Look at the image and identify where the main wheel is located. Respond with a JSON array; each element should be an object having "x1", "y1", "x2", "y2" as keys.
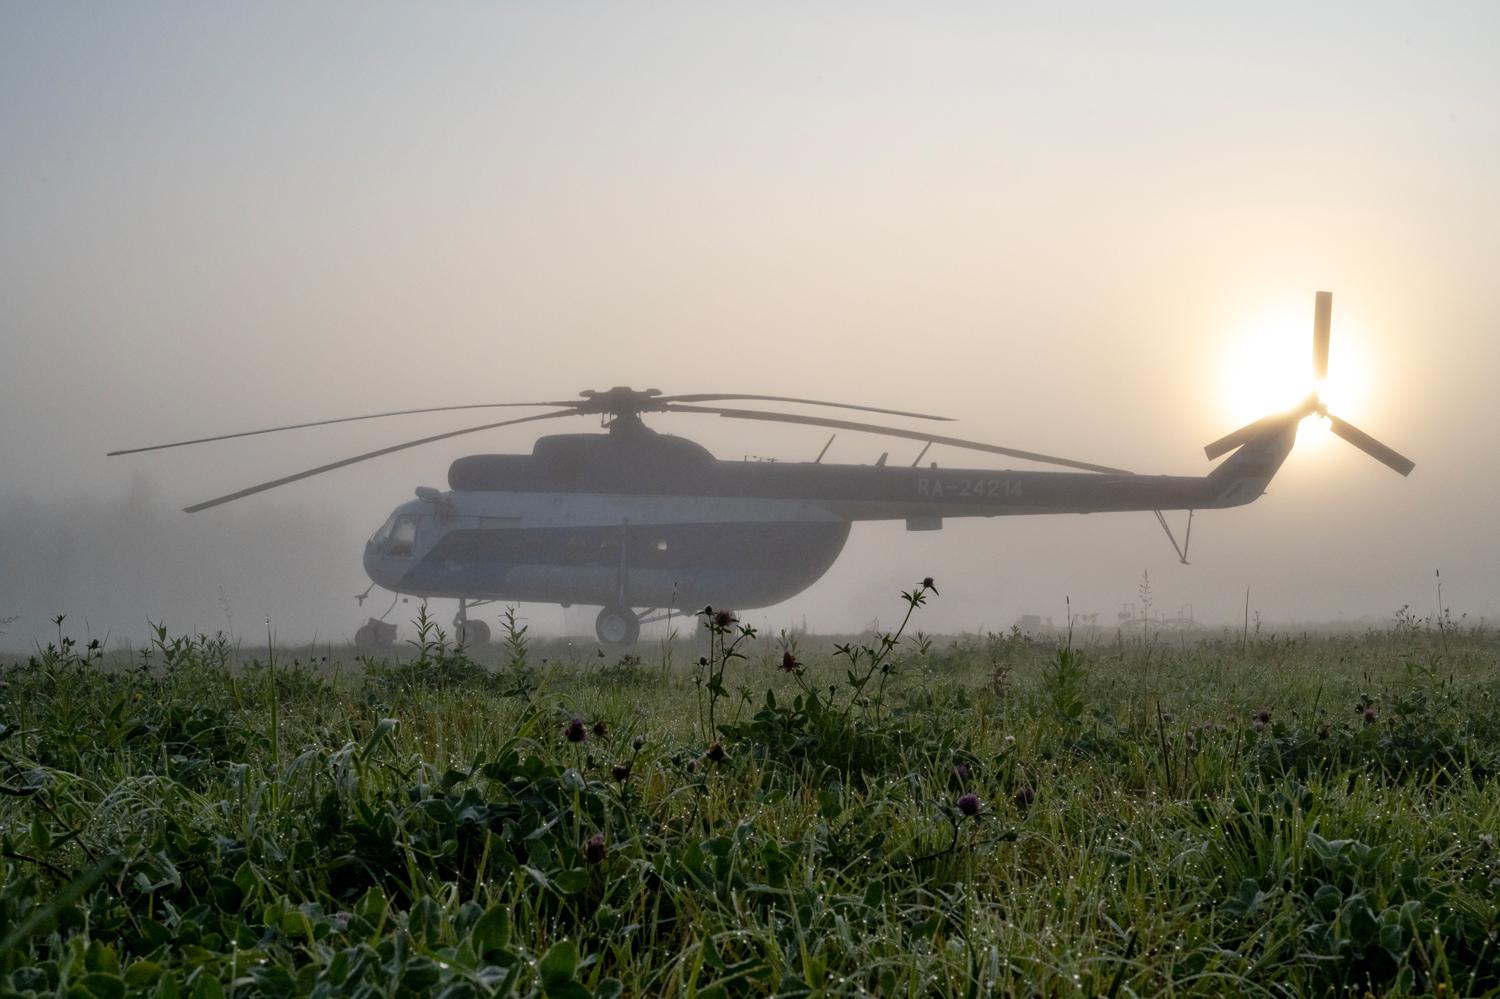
[
  {"x1": 354, "y1": 619, "x2": 395, "y2": 651},
  {"x1": 595, "y1": 605, "x2": 640, "y2": 646},
  {"x1": 455, "y1": 619, "x2": 490, "y2": 647}
]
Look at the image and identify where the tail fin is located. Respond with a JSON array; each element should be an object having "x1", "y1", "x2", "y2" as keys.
[{"x1": 1204, "y1": 417, "x2": 1299, "y2": 508}]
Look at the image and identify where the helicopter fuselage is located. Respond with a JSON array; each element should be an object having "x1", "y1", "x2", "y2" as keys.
[{"x1": 362, "y1": 425, "x2": 1293, "y2": 613}]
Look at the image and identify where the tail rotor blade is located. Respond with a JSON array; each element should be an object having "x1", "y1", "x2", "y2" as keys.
[
  {"x1": 1205, "y1": 396, "x2": 1319, "y2": 460},
  {"x1": 1326, "y1": 414, "x2": 1415, "y2": 476},
  {"x1": 1313, "y1": 290, "x2": 1332, "y2": 381}
]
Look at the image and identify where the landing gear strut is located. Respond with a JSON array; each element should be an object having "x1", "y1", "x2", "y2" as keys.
[{"x1": 595, "y1": 605, "x2": 641, "y2": 646}]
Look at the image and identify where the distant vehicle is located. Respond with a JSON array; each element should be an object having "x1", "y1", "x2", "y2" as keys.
[{"x1": 111, "y1": 292, "x2": 1411, "y2": 647}]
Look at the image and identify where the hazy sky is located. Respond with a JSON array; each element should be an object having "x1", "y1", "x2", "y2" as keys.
[{"x1": 3, "y1": 3, "x2": 1497, "y2": 644}]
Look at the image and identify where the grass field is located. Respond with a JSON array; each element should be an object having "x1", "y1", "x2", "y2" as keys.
[{"x1": 2, "y1": 587, "x2": 1498, "y2": 997}]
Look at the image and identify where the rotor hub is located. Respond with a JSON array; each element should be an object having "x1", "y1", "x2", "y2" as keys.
[{"x1": 576, "y1": 387, "x2": 665, "y2": 421}]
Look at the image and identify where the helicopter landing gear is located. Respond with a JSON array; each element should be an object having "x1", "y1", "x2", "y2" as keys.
[
  {"x1": 455, "y1": 619, "x2": 490, "y2": 646},
  {"x1": 595, "y1": 605, "x2": 640, "y2": 646},
  {"x1": 354, "y1": 618, "x2": 397, "y2": 652},
  {"x1": 453, "y1": 598, "x2": 491, "y2": 646}
]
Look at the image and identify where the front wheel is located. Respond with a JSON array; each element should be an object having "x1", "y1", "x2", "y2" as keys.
[
  {"x1": 455, "y1": 619, "x2": 490, "y2": 647},
  {"x1": 354, "y1": 619, "x2": 396, "y2": 652},
  {"x1": 595, "y1": 605, "x2": 640, "y2": 646}
]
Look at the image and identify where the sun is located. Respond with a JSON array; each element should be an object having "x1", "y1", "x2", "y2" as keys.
[{"x1": 1217, "y1": 300, "x2": 1372, "y2": 449}]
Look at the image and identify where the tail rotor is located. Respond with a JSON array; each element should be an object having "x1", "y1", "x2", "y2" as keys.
[{"x1": 1203, "y1": 292, "x2": 1414, "y2": 476}]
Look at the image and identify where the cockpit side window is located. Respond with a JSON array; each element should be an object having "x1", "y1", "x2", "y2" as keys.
[
  {"x1": 386, "y1": 515, "x2": 420, "y2": 559},
  {"x1": 369, "y1": 514, "x2": 399, "y2": 546}
]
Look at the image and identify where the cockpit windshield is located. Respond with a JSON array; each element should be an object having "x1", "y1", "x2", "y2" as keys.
[
  {"x1": 369, "y1": 513, "x2": 420, "y2": 558},
  {"x1": 369, "y1": 514, "x2": 399, "y2": 546},
  {"x1": 386, "y1": 515, "x2": 419, "y2": 559}
]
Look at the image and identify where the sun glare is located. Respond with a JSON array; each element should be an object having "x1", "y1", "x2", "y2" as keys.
[{"x1": 1218, "y1": 302, "x2": 1372, "y2": 450}]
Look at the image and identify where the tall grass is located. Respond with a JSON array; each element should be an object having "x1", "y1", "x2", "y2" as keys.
[{"x1": 2, "y1": 593, "x2": 1497, "y2": 996}]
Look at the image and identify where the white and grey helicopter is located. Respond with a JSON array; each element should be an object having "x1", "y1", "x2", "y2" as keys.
[{"x1": 111, "y1": 292, "x2": 1411, "y2": 647}]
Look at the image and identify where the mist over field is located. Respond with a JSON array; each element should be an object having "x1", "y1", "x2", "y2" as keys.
[{"x1": 3, "y1": 3, "x2": 1498, "y2": 646}]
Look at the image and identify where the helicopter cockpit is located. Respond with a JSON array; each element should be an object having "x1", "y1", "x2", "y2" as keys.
[{"x1": 366, "y1": 506, "x2": 429, "y2": 567}]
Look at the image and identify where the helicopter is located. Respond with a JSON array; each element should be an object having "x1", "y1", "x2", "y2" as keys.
[{"x1": 110, "y1": 292, "x2": 1412, "y2": 647}]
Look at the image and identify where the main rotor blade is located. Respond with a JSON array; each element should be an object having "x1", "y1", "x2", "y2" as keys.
[
  {"x1": 657, "y1": 394, "x2": 953, "y2": 421},
  {"x1": 1326, "y1": 414, "x2": 1415, "y2": 476},
  {"x1": 663, "y1": 404, "x2": 1131, "y2": 474},
  {"x1": 108, "y1": 401, "x2": 576, "y2": 456},
  {"x1": 1313, "y1": 290, "x2": 1332, "y2": 381},
  {"x1": 182, "y1": 409, "x2": 579, "y2": 512},
  {"x1": 1204, "y1": 396, "x2": 1320, "y2": 460}
]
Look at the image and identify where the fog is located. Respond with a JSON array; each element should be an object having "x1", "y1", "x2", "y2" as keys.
[{"x1": 3, "y1": 3, "x2": 1498, "y2": 647}]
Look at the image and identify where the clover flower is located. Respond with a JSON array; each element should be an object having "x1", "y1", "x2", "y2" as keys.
[
  {"x1": 956, "y1": 793, "x2": 982, "y2": 818},
  {"x1": 565, "y1": 717, "x2": 588, "y2": 743},
  {"x1": 585, "y1": 833, "x2": 607, "y2": 865}
]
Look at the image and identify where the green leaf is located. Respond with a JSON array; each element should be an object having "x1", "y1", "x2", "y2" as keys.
[
  {"x1": 232, "y1": 861, "x2": 257, "y2": 896},
  {"x1": 187, "y1": 969, "x2": 225, "y2": 999},
  {"x1": 355, "y1": 885, "x2": 387, "y2": 924},
  {"x1": 1312, "y1": 884, "x2": 1342, "y2": 917},
  {"x1": 545, "y1": 985, "x2": 591, "y2": 999},
  {"x1": 361, "y1": 717, "x2": 399, "y2": 761},
  {"x1": 125, "y1": 962, "x2": 164, "y2": 988},
  {"x1": 471, "y1": 903, "x2": 512, "y2": 957},
  {"x1": 151, "y1": 970, "x2": 181, "y2": 999},
  {"x1": 553, "y1": 869, "x2": 590, "y2": 895},
  {"x1": 77, "y1": 973, "x2": 125, "y2": 999},
  {"x1": 538, "y1": 940, "x2": 579, "y2": 987}
]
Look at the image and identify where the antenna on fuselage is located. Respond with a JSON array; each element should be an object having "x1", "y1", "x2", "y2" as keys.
[{"x1": 814, "y1": 434, "x2": 836, "y2": 463}]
